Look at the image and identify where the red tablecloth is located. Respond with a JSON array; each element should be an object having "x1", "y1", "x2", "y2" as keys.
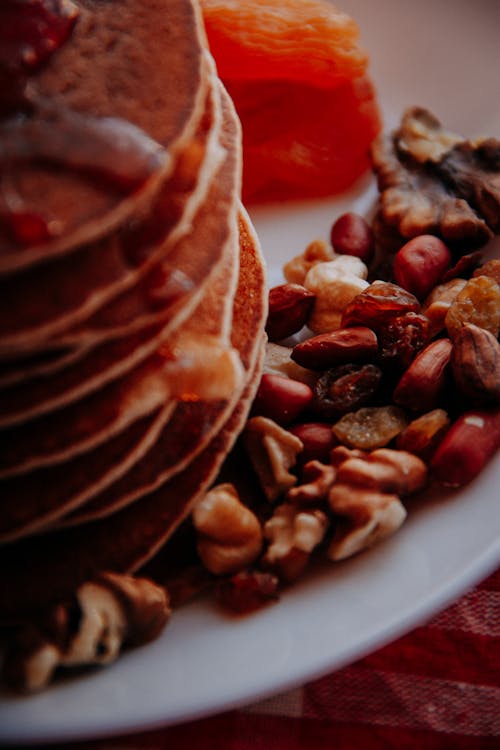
[{"x1": 33, "y1": 567, "x2": 499, "y2": 750}]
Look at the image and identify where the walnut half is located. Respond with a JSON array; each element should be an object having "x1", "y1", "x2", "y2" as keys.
[
  {"x1": 2, "y1": 572, "x2": 170, "y2": 692},
  {"x1": 371, "y1": 107, "x2": 496, "y2": 249}
]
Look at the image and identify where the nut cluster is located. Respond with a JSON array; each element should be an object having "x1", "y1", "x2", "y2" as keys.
[{"x1": 199, "y1": 207, "x2": 499, "y2": 615}]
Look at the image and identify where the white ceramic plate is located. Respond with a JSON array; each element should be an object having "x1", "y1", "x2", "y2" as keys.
[{"x1": 1, "y1": 0, "x2": 499, "y2": 744}]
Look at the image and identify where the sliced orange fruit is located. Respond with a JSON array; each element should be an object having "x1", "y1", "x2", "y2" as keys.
[
  {"x1": 201, "y1": 0, "x2": 368, "y2": 88},
  {"x1": 201, "y1": 0, "x2": 381, "y2": 202}
]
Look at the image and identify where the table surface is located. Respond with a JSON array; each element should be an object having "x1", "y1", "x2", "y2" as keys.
[{"x1": 22, "y1": 567, "x2": 499, "y2": 750}]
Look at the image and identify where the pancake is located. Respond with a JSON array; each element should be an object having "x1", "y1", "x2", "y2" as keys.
[
  {"x1": 0, "y1": 0, "x2": 210, "y2": 275},
  {"x1": 0, "y1": 80, "x2": 240, "y2": 427},
  {"x1": 0, "y1": 82, "x2": 222, "y2": 357},
  {"x1": 0, "y1": 216, "x2": 241, "y2": 535},
  {"x1": 0, "y1": 207, "x2": 267, "y2": 620},
  {"x1": 61, "y1": 198, "x2": 266, "y2": 527}
]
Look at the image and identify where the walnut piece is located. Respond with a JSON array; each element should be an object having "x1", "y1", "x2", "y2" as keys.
[
  {"x1": 336, "y1": 448, "x2": 428, "y2": 496},
  {"x1": 263, "y1": 502, "x2": 329, "y2": 581},
  {"x1": 244, "y1": 416, "x2": 303, "y2": 502},
  {"x1": 287, "y1": 459, "x2": 336, "y2": 504},
  {"x1": 326, "y1": 447, "x2": 427, "y2": 560},
  {"x1": 371, "y1": 107, "x2": 495, "y2": 249},
  {"x1": 328, "y1": 484, "x2": 407, "y2": 561},
  {"x1": 192, "y1": 483, "x2": 263, "y2": 575},
  {"x1": 3, "y1": 572, "x2": 170, "y2": 692}
]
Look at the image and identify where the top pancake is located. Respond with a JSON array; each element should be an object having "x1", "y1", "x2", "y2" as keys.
[{"x1": 0, "y1": 0, "x2": 210, "y2": 275}]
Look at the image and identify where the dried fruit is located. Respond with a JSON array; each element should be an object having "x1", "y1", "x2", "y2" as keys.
[
  {"x1": 215, "y1": 571, "x2": 279, "y2": 614},
  {"x1": 330, "y1": 212, "x2": 374, "y2": 264},
  {"x1": 266, "y1": 283, "x2": 316, "y2": 341},
  {"x1": 451, "y1": 324, "x2": 500, "y2": 405},
  {"x1": 431, "y1": 408, "x2": 500, "y2": 486},
  {"x1": 396, "y1": 409, "x2": 450, "y2": 460},
  {"x1": 473, "y1": 259, "x2": 500, "y2": 285},
  {"x1": 445, "y1": 275, "x2": 500, "y2": 340},
  {"x1": 332, "y1": 405, "x2": 408, "y2": 450},
  {"x1": 377, "y1": 312, "x2": 429, "y2": 370},
  {"x1": 341, "y1": 281, "x2": 420, "y2": 331},
  {"x1": 252, "y1": 374, "x2": 313, "y2": 426},
  {"x1": 422, "y1": 278, "x2": 467, "y2": 337},
  {"x1": 312, "y1": 363, "x2": 382, "y2": 419},
  {"x1": 392, "y1": 235, "x2": 452, "y2": 299},
  {"x1": 291, "y1": 327, "x2": 378, "y2": 370},
  {"x1": 393, "y1": 338, "x2": 453, "y2": 412}
]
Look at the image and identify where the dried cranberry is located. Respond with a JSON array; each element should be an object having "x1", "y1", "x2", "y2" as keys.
[
  {"x1": 215, "y1": 571, "x2": 279, "y2": 614},
  {"x1": 312, "y1": 363, "x2": 383, "y2": 419}
]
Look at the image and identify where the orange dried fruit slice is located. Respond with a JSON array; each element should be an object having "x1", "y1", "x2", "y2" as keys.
[
  {"x1": 228, "y1": 76, "x2": 380, "y2": 201},
  {"x1": 201, "y1": 0, "x2": 381, "y2": 202},
  {"x1": 201, "y1": 0, "x2": 368, "y2": 88}
]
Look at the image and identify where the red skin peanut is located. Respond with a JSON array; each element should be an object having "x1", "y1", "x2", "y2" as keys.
[
  {"x1": 252, "y1": 374, "x2": 313, "y2": 426},
  {"x1": 393, "y1": 338, "x2": 453, "y2": 411},
  {"x1": 393, "y1": 235, "x2": 452, "y2": 300},
  {"x1": 330, "y1": 212, "x2": 374, "y2": 265},
  {"x1": 291, "y1": 327, "x2": 378, "y2": 370},
  {"x1": 288, "y1": 422, "x2": 337, "y2": 463},
  {"x1": 265, "y1": 283, "x2": 315, "y2": 341},
  {"x1": 431, "y1": 408, "x2": 500, "y2": 486}
]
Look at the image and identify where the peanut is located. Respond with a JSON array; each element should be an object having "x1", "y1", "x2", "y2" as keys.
[
  {"x1": 393, "y1": 338, "x2": 453, "y2": 411},
  {"x1": 291, "y1": 327, "x2": 378, "y2": 370},
  {"x1": 266, "y1": 283, "x2": 315, "y2": 342},
  {"x1": 252, "y1": 374, "x2": 313, "y2": 426},
  {"x1": 330, "y1": 212, "x2": 374, "y2": 265},
  {"x1": 431, "y1": 408, "x2": 500, "y2": 486},
  {"x1": 393, "y1": 235, "x2": 452, "y2": 299}
]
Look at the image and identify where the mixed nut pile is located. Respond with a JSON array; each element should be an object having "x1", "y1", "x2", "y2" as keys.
[{"x1": 189, "y1": 108, "x2": 500, "y2": 614}]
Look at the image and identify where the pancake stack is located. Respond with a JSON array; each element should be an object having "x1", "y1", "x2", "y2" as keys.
[{"x1": 0, "y1": 0, "x2": 267, "y2": 622}]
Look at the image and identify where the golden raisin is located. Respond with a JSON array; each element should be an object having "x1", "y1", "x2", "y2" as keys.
[
  {"x1": 445, "y1": 275, "x2": 500, "y2": 340},
  {"x1": 396, "y1": 409, "x2": 450, "y2": 460},
  {"x1": 473, "y1": 259, "x2": 500, "y2": 285},
  {"x1": 332, "y1": 406, "x2": 408, "y2": 450}
]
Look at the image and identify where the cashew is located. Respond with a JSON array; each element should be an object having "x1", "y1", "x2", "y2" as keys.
[
  {"x1": 283, "y1": 238, "x2": 335, "y2": 285},
  {"x1": 304, "y1": 258, "x2": 369, "y2": 333}
]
